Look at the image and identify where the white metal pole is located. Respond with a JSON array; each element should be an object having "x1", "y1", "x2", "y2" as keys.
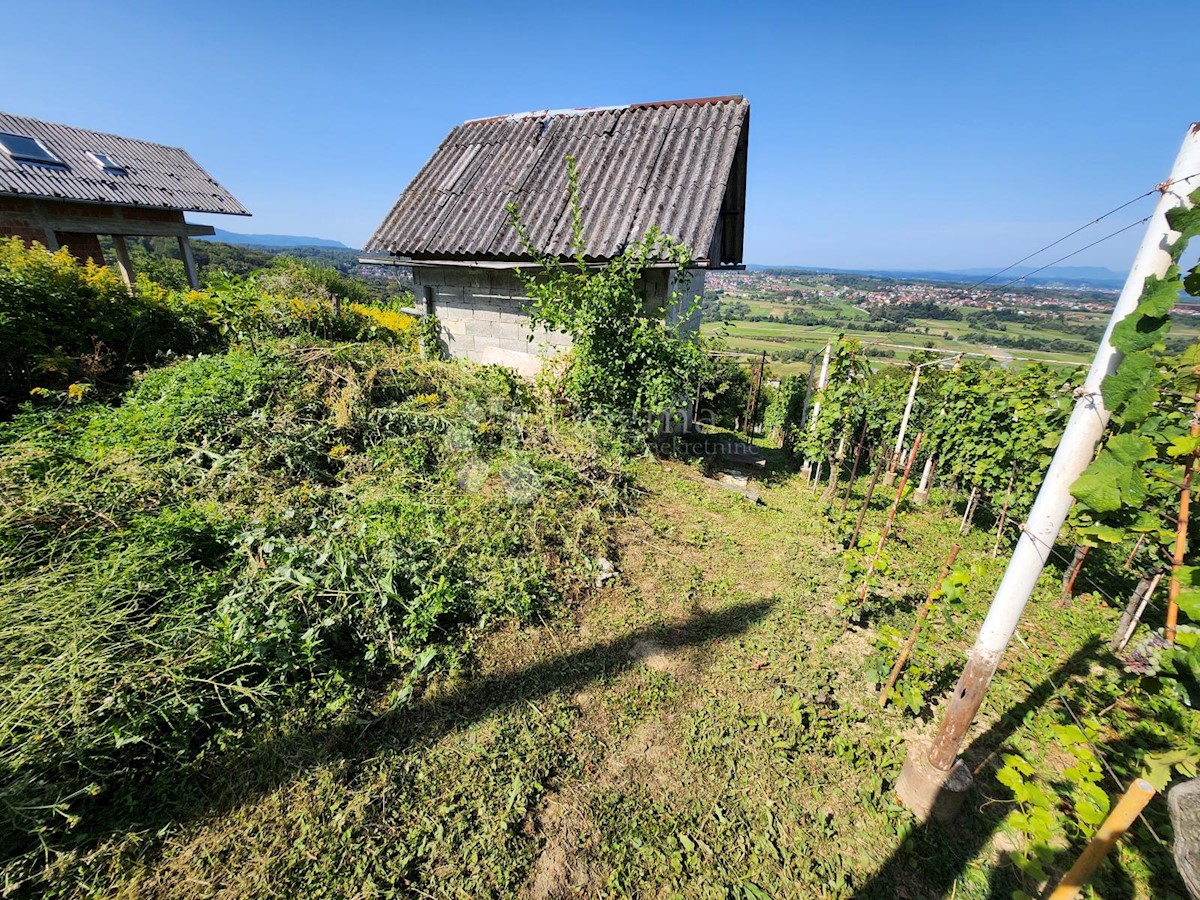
[
  {"x1": 818, "y1": 342, "x2": 831, "y2": 390},
  {"x1": 893, "y1": 366, "x2": 921, "y2": 464},
  {"x1": 917, "y1": 455, "x2": 934, "y2": 493},
  {"x1": 921, "y1": 122, "x2": 1200, "y2": 774},
  {"x1": 808, "y1": 342, "x2": 832, "y2": 431}
]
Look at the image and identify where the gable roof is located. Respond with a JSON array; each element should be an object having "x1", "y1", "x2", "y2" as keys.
[
  {"x1": 365, "y1": 96, "x2": 748, "y2": 266},
  {"x1": 0, "y1": 111, "x2": 249, "y2": 216}
]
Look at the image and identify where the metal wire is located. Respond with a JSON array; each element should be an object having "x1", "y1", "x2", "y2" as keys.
[
  {"x1": 994, "y1": 217, "x2": 1152, "y2": 292},
  {"x1": 968, "y1": 169, "x2": 1200, "y2": 291}
]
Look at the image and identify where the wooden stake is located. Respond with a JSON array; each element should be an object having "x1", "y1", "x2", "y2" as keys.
[
  {"x1": 1113, "y1": 571, "x2": 1162, "y2": 653},
  {"x1": 846, "y1": 446, "x2": 888, "y2": 550},
  {"x1": 991, "y1": 459, "x2": 1018, "y2": 557},
  {"x1": 880, "y1": 544, "x2": 961, "y2": 707},
  {"x1": 1123, "y1": 533, "x2": 1146, "y2": 570},
  {"x1": 1056, "y1": 545, "x2": 1091, "y2": 608},
  {"x1": 1166, "y1": 395, "x2": 1200, "y2": 646},
  {"x1": 856, "y1": 433, "x2": 923, "y2": 603},
  {"x1": 1048, "y1": 779, "x2": 1156, "y2": 900},
  {"x1": 840, "y1": 420, "x2": 869, "y2": 515}
]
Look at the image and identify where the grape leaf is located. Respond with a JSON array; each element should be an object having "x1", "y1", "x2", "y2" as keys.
[
  {"x1": 1111, "y1": 311, "x2": 1171, "y2": 353},
  {"x1": 1135, "y1": 273, "x2": 1183, "y2": 317},
  {"x1": 1168, "y1": 435, "x2": 1200, "y2": 458},
  {"x1": 1101, "y1": 352, "x2": 1160, "y2": 422},
  {"x1": 1071, "y1": 434, "x2": 1154, "y2": 513}
]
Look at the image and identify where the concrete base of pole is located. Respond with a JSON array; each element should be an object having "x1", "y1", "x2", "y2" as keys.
[
  {"x1": 913, "y1": 488, "x2": 930, "y2": 506},
  {"x1": 896, "y1": 741, "x2": 972, "y2": 822},
  {"x1": 882, "y1": 471, "x2": 897, "y2": 487}
]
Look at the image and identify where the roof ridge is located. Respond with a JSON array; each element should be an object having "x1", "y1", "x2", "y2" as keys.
[{"x1": 463, "y1": 95, "x2": 743, "y2": 125}]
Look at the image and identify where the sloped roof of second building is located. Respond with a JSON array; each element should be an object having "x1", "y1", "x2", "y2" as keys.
[{"x1": 0, "y1": 111, "x2": 249, "y2": 215}]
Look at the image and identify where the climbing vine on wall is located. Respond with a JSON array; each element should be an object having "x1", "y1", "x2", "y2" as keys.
[{"x1": 507, "y1": 156, "x2": 702, "y2": 426}]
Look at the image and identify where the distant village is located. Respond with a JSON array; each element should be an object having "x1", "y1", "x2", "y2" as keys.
[{"x1": 707, "y1": 269, "x2": 1200, "y2": 319}]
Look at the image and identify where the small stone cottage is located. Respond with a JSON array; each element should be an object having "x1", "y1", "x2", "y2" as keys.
[
  {"x1": 0, "y1": 111, "x2": 249, "y2": 288},
  {"x1": 362, "y1": 96, "x2": 749, "y2": 375}
]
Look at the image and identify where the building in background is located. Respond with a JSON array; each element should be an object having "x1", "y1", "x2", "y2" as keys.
[
  {"x1": 0, "y1": 111, "x2": 249, "y2": 288},
  {"x1": 362, "y1": 96, "x2": 749, "y2": 375}
]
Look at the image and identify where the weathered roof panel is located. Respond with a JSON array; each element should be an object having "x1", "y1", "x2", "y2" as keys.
[
  {"x1": 366, "y1": 96, "x2": 748, "y2": 264},
  {"x1": 0, "y1": 111, "x2": 249, "y2": 215}
]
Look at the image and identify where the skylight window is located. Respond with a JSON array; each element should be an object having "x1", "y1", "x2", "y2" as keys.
[
  {"x1": 0, "y1": 132, "x2": 64, "y2": 167},
  {"x1": 87, "y1": 151, "x2": 127, "y2": 175}
]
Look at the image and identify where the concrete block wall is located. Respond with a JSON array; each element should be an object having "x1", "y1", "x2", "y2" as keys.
[
  {"x1": 414, "y1": 266, "x2": 571, "y2": 377},
  {"x1": 413, "y1": 264, "x2": 706, "y2": 377}
]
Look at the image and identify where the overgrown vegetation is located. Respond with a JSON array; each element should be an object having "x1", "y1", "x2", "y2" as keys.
[{"x1": 0, "y1": 241, "x2": 626, "y2": 895}]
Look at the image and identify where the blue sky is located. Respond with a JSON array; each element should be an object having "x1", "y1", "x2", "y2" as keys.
[{"x1": 1, "y1": 0, "x2": 1190, "y2": 271}]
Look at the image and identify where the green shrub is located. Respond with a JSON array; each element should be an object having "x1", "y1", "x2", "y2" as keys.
[{"x1": 0, "y1": 238, "x2": 215, "y2": 411}]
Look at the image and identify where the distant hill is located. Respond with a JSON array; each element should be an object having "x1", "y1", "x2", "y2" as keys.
[
  {"x1": 746, "y1": 264, "x2": 1126, "y2": 290},
  {"x1": 197, "y1": 228, "x2": 352, "y2": 249}
]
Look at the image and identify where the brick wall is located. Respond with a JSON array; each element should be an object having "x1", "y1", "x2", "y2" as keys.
[{"x1": 55, "y1": 232, "x2": 106, "y2": 265}]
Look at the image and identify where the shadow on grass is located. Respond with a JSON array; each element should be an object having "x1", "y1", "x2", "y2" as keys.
[
  {"x1": 851, "y1": 638, "x2": 1104, "y2": 900},
  {"x1": 60, "y1": 599, "x2": 775, "y2": 863}
]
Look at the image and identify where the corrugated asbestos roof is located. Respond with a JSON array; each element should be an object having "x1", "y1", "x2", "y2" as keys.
[
  {"x1": 365, "y1": 96, "x2": 748, "y2": 264},
  {"x1": 0, "y1": 111, "x2": 249, "y2": 215}
]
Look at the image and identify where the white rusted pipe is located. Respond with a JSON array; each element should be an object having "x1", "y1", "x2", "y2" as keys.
[
  {"x1": 893, "y1": 366, "x2": 921, "y2": 464},
  {"x1": 808, "y1": 342, "x2": 833, "y2": 431},
  {"x1": 917, "y1": 455, "x2": 934, "y2": 493},
  {"x1": 922, "y1": 122, "x2": 1200, "y2": 773}
]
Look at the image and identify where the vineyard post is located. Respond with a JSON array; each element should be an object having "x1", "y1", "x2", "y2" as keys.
[
  {"x1": 807, "y1": 342, "x2": 832, "y2": 430},
  {"x1": 884, "y1": 365, "x2": 922, "y2": 486},
  {"x1": 913, "y1": 454, "x2": 935, "y2": 506},
  {"x1": 886, "y1": 358, "x2": 947, "y2": 486},
  {"x1": 896, "y1": 122, "x2": 1200, "y2": 823}
]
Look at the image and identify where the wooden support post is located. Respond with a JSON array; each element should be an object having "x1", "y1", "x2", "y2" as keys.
[
  {"x1": 178, "y1": 234, "x2": 200, "y2": 290},
  {"x1": 840, "y1": 420, "x2": 869, "y2": 514},
  {"x1": 856, "y1": 433, "x2": 923, "y2": 604},
  {"x1": 1056, "y1": 545, "x2": 1091, "y2": 608},
  {"x1": 846, "y1": 446, "x2": 888, "y2": 551},
  {"x1": 1113, "y1": 571, "x2": 1162, "y2": 652},
  {"x1": 111, "y1": 234, "x2": 134, "y2": 288},
  {"x1": 1166, "y1": 394, "x2": 1200, "y2": 646},
  {"x1": 880, "y1": 544, "x2": 961, "y2": 707},
  {"x1": 1048, "y1": 779, "x2": 1156, "y2": 900}
]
